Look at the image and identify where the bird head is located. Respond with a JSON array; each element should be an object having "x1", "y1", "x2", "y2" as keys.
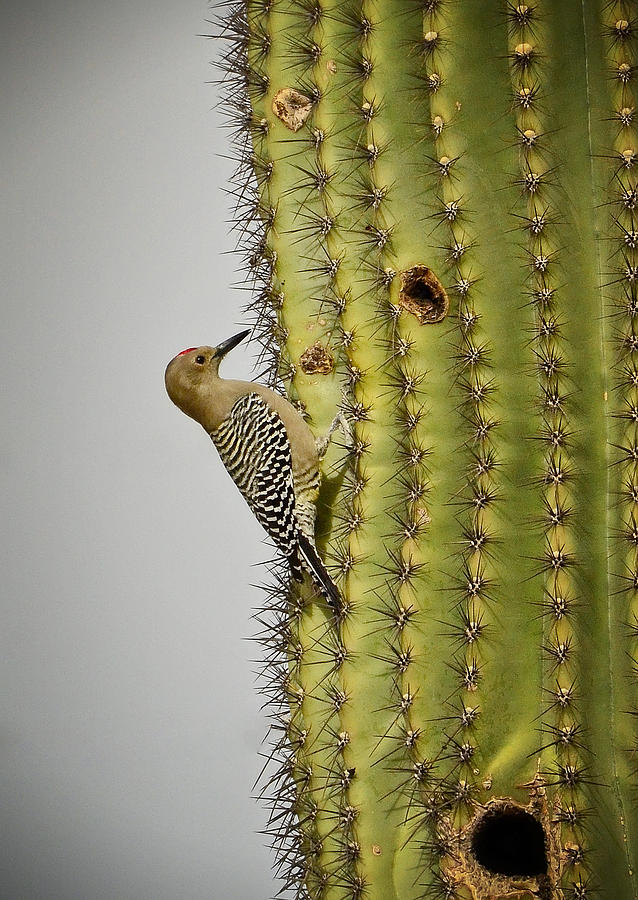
[{"x1": 165, "y1": 329, "x2": 250, "y2": 422}]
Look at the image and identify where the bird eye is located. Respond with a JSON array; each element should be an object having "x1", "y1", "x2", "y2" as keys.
[{"x1": 195, "y1": 355, "x2": 206, "y2": 365}]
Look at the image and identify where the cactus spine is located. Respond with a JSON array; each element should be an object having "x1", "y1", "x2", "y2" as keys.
[{"x1": 214, "y1": 0, "x2": 638, "y2": 896}]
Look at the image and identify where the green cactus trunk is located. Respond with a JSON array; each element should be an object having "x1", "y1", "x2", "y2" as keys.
[{"x1": 215, "y1": 0, "x2": 638, "y2": 896}]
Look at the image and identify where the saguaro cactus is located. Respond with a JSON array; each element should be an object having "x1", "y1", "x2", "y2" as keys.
[{"x1": 213, "y1": 0, "x2": 638, "y2": 896}]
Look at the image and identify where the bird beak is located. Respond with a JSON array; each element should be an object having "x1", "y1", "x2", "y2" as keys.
[{"x1": 214, "y1": 329, "x2": 251, "y2": 360}]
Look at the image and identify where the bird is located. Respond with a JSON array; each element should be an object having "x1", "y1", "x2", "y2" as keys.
[{"x1": 165, "y1": 329, "x2": 341, "y2": 611}]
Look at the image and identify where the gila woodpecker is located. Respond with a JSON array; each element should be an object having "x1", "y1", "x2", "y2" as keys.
[{"x1": 165, "y1": 330, "x2": 341, "y2": 611}]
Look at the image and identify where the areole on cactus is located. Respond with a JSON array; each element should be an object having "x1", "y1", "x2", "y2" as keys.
[{"x1": 211, "y1": 0, "x2": 638, "y2": 896}]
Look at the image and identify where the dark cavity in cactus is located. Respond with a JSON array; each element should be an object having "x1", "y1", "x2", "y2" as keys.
[{"x1": 209, "y1": 0, "x2": 638, "y2": 897}]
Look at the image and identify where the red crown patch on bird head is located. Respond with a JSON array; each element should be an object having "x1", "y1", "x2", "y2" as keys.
[{"x1": 178, "y1": 347, "x2": 198, "y2": 356}]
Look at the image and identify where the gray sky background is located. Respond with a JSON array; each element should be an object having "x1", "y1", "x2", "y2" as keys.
[{"x1": 2, "y1": 2, "x2": 280, "y2": 897}]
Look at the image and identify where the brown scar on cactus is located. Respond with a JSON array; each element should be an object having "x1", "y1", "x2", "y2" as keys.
[
  {"x1": 299, "y1": 342, "x2": 334, "y2": 375},
  {"x1": 399, "y1": 265, "x2": 449, "y2": 324},
  {"x1": 272, "y1": 88, "x2": 313, "y2": 132}
]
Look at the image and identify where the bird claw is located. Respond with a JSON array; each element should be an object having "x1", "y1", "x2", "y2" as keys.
[{"x1": 316, "y1": 411, "x2": 354, "y2": 458}]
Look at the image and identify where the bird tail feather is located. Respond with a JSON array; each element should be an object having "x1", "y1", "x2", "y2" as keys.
[{"x1": 296, "y1": 534, "x2": 341, "y2": 613}]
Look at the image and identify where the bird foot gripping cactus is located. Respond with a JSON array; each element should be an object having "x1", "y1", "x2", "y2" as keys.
[
  {"x1": 168, "y1": 0, "x2": 638, "y2": 897},
  {"x1": 315, "y1": 412, "x2": 353, "y2": 459}
]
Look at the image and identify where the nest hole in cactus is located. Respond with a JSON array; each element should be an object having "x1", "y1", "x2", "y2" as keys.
[
  {"x1": 470, "y1": 803, "x2": 548, "y2": 877},
  {"x1": 398, "y1": 265, "x2": 449, "y2": 323}
]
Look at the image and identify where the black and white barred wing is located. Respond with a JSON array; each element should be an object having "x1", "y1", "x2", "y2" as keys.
[{"x1": 210, "y1": 393, "x2": 299, "y2": 563}]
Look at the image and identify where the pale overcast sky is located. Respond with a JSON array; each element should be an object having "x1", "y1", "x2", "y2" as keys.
[{"x1": 2, "y1": 2, "x2": 279, "y2": 897}]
